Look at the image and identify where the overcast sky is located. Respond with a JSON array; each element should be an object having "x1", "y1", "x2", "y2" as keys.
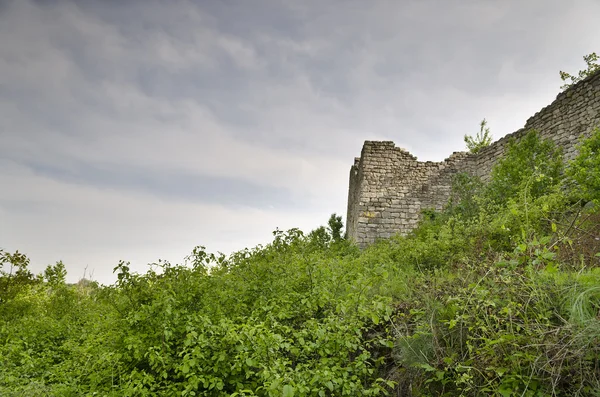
[{"x1": 1, "y1": 0, "x2": 599, "y2": 284}]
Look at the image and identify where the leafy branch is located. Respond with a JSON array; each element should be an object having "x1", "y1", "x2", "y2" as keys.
[
  {"x1": 560, "y1": 52, "x2": 599, "y2": 90},
  {"x1": 464, "y1": 118, "x2": 493, "y2": 154}
]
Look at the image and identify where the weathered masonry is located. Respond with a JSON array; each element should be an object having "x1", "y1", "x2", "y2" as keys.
[{"x1": 346, "y1": 72, "x2": 600, "y2": 248}]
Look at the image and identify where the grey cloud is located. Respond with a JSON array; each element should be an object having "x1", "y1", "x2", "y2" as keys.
[
  {"x1": 23, "y1": 161, "x2": 299, "y2": 209},
  {"x1": 0, "y1": 163, "x2": 330, "y2": 284},
  {"x1": 2, "y1": 0, "x2": 600, "y2": 283}
]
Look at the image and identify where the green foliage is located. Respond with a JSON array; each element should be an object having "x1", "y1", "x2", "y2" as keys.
[
  {"x1": 44, "y1": 261, "x2": 67, "y2": 286},
  {"x1": 560, "y1": 52, "x2": 600, "y2": 90},
  {"x1": 487, "y1": 130, "x2": 564, "y2": 205},
  {"x1": 464, "y1": 118, "x2": 493, "y2": 154},
  {"x1": 567, "y1": 128, "x2": 600, "y2": 205},
  {"x1": 327, "y1": 213, "x2": 344, "y2": 242},
  {"x1": 2, "y1": 131, "x2": 600, "y2": 395},
  {"x1": 0, "y1": 249, "x2": 38, "y2": 303},
  {"x1": 446, "y1": 172, "x2": 485, "y2": 219}
]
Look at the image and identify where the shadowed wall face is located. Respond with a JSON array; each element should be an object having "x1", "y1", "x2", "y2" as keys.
[{"x1": 347, "y1": 72, "x2": 600, "y2": 248}]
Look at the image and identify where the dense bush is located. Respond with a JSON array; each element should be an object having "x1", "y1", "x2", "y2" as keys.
[{"x1": 1, "y1": 129, "x2": 600, "y2": 396}]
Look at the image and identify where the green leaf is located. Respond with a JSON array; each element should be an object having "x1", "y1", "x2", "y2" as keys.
[
  {"x1": 415, "y1": 363, "x2": 437, "y2": 372},
  {"x1": 282, "y1": 385, "x2": 295, "y2": 397},
  {"x1": 326, "y1": 381, "x2": 334, "y2": 391},
  {"x1": 371, "y1": 313, "x2": 380, "y2": 325}
]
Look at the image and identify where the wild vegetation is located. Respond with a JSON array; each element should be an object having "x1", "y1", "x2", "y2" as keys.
[
  {"x1": 464, "y1": 118, "x2": 493, "y2": 154},
  {"x1": 2, "y1": 128, "x2": 600, "y2": 396},
  {"x1": 560, "y1": 52, "x2": 600, "y2": 90}
]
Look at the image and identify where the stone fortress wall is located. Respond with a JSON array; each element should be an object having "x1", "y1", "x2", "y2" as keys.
[{"x1": 346, "y1": 72, "x2": 600, "y2": 247}]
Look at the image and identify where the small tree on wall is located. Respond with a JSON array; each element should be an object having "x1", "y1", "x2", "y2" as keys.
[
  {"x1": 464, "y1": 118, "x2": 493, "y2": 154},
  {"x1": 560, "y1": 52, "x2": 599, "y2": 90}
]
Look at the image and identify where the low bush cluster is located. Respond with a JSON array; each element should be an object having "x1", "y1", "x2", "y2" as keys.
[{"x1": 1, "y1": 129, "x2": 599, "y2": 396}]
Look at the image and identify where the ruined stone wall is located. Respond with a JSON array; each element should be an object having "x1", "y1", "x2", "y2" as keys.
[{"x1": 346, "y1": 71, "x2": 600, "y2": 247}]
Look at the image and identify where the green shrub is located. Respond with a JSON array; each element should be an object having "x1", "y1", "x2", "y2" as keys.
[
  {"x1": 567, "y1": 127, "x2": 600, "y2": 205},
  {"x1": 2, "y1": 131, "x2": 600, "y2": 396}
]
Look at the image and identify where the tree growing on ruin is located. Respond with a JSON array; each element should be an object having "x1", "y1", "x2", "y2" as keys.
[
  {"x1": 464, "y1": 118, "x2": 493, "y2": 154},
  {"x1": 560, "y1": 52, "x2": 599, "y2": 90}
]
